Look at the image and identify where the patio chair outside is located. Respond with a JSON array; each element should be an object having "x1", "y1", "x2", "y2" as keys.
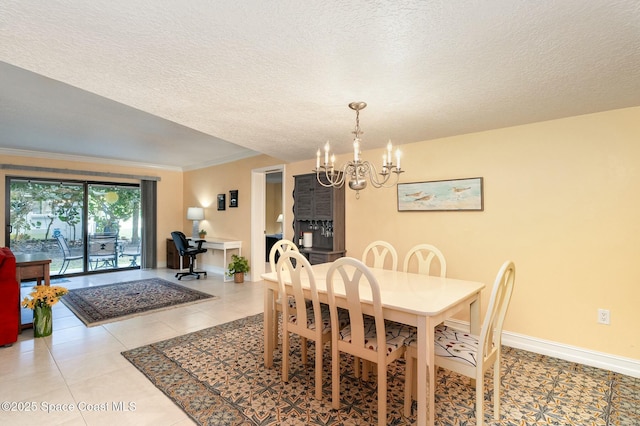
[
  {"x1": 88, "y1": 233, "x2": 118, "y2": 270},
  {"x1": 55, "y1": 234, "x2": 83, "y2": 274}
]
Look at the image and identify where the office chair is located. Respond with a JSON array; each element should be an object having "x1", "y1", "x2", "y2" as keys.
[{"x1": 171, "y1": 231, "x2": 208, "y2": 280}]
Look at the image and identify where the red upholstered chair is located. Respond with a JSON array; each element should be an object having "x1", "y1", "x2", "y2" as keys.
[{"x1": 0, "y1": 247, "x2": 19, "y2": 346}]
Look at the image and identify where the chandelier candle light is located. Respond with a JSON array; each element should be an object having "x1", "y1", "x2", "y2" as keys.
[{"x1": 314, "y1": 102, "x2": 404, "y2": 198}]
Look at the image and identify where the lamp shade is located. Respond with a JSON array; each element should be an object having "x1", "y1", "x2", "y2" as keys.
[
  {"x1": 276, "y1": 214, "x2": 283, "y2": 223},
  {"x1": 186, "y1": 207, "x2": 204, "y2": 220}
]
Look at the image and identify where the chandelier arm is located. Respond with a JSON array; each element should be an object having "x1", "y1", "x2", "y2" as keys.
[
  {"x1": 316, "y1": 164, "x2": 348, "y2": 188},
  {"x1": 365, "y1": 162, "x2": 387, "y2": 188},
  {"x1": 366, "y1": 161, "x2": 403, "y2": 188}
]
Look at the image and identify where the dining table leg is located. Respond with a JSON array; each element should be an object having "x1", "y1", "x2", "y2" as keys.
[
  {"x1": 416, "y1": 316, "x2": 435, "y2": 426},
  {"x1": 263, "y1": 285, "x2": 274, "y2": 368}
]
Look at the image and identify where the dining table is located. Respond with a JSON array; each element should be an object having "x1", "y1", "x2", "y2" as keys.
[{"x1": 261, "y1": 261, "x2": 485, "y2": 426}]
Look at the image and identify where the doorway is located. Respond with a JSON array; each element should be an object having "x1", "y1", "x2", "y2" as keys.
[{"x1": 250, "y1": 165, "x2": 286, "y2": 281}]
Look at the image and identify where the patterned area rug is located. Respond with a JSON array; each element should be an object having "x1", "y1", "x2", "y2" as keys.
[
  {"x1": 122, "y1": 314, "x2": 639, "y2": 425},
  {"x1": 61, "y1": 278, "x2": 216, "y2": 327}
]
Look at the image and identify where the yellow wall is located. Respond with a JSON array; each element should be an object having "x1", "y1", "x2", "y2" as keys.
[
  {"x1": 0, "y1": 154, "x2": 183, "y2": 266},
  {"x1": 182, "y1": 154, "x2": 282, "y2": 268},
  {"x1": 285, "y1": 107, "x2": 640, "y2": 359},
  {"x1": 3, "y1": 106, "x2": 638, "y2": 360}
]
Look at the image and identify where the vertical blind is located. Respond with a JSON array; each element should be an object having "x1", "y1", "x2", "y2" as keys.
[{"x1": 140, "y1": 179, "x2": 157, "y2": 269}]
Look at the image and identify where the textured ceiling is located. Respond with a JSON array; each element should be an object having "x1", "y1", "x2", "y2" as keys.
[{"x1": 1, "y1": 1, "x2": 639, "y2": 170}]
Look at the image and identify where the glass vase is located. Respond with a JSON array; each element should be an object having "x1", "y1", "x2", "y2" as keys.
[{"x1": 33, "y1": 305, "x2": 53, "y2": 337}]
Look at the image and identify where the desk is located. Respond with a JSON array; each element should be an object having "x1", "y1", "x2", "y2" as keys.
[
  {"x1": 262, "y1": 262, "x2": 485, "y2": 426},
  {"x1": 201, "y1": 238, "x2": 242, "y2": 282},
  {"x1": 15, "y1": 254, "x2": 52, "y2": 331}
]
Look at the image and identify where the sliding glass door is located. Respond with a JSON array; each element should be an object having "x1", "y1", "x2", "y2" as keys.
[
  {"x1": 87, "y1": 184, "x2": 141, "y2": 270},
  {"x1": 5, "y1": 177, "x2": 141, "y2": 276}
]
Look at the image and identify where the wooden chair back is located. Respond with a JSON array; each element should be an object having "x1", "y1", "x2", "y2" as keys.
[
  {"x1": 276, "y1": 250, "x2": 329, "y2": 400},
  {"x1": 326, "y1": 257, "x2": 385, "y2": 364},
  {"x1": 402, "y1": 243, "x2": 447, "y2": 276},
  {"x1": 361, "y1": 240, "x2": 398, "y2": 270},
  {"x1": 276, "y1": 250, "x2": 319, "y2": 334},
  {"x1": 269, "y1": 239, "x2": 299, "y2": 271},
  {"x1": 478, "y1": 260, "x2": 516, "y2": 372}
]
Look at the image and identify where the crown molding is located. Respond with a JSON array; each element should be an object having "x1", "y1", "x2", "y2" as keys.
[
  {"x1": 180, "y1": 151, "x2": 261, "y2": 171},
  {"x1": 0, "y1": 147, "x2": 183, "y2": 172}
]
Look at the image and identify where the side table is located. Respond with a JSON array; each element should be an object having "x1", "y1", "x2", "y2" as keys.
[{"x1": 15, "y1": 254, "x2": 52, "y2": 331}]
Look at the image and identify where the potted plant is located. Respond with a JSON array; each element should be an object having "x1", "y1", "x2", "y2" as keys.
[
  {"x1": 227, "y1": 254, "x2": 250, "y2": 283},
  {"x1": 198, "y1": 229, "x2": 207, "y2": 239}
]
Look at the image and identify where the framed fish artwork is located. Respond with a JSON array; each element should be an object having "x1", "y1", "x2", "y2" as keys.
[{"x1": 397, "y1": 177, "x2": 483, "y2": 211}]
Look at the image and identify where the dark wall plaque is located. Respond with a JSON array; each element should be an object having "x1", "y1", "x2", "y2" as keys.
[{"x1": 229, "y1": 190, "x2": 238, "y2": 208}]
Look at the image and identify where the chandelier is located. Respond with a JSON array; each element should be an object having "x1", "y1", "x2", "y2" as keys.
[{"x1": 314, "y1": 102, "x2": 404, "y2": 198}]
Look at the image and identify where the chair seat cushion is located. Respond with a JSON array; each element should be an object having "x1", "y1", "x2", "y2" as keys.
[
  {"x1": 339, "y1": 317, "x2": 413, "y2": 353},
  {"x1": 433, "y1": 325, "x2": 479, "y2": 366},
  {"x1": 288, "y1": 304, "x2": 331, "y2": 333},
  {"x1": 275, "y1": 295, "x2": 301, "y2": 310},
  {"x1": 183, "y1": 248, "x2": 207, "y2": 255},
  {"x1": 276, "y1": 296, "x2": 312, "y2": 310}
]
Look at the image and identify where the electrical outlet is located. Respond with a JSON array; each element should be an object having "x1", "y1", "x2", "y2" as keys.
[{"x1": 597, "y1": 309, "x2": 610, "y2": 325}]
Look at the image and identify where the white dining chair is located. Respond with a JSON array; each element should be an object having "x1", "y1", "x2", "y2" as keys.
[
  {"x1": 326, "y1": 257, "x2": 413, "y2": 426},
  {"x1": 276, "y1": 251, "x2": 331, "y2": 400},
  {"x1": 360, "y1": 240, "x2": 400, "y2": 379},
  {"x1": 361, "y1": 240, "x2": 398, "y2": 270},
  {"x1": 400, "y1": 243, "x2": 447, "y2": 407},
  {"x1": 402, "y1": 243, "x2": 447, "y2": 277},
  {"x1": 269, "y1": 239, "x2": 300, "y2": 272},
  {"x1": 269, "y1": 239, "x2": 300, "y2": 345},
  {"x1": 404, "y1": 260, "x2": 516, "y2": 425}
]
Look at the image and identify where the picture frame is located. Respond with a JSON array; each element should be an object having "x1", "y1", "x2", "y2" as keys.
[
  {"x1": 217, "y1": 194, "x2": 226, "y2": 211},
  {"x1": 229, "y1": 190, "x2": 238, "y2": 208},
  {"x1": 397, "y1": 177, "x2": 483, "y2": 211}
]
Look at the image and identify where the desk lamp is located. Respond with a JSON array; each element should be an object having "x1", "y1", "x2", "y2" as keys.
[
  {"x1": 276, "y1": 213, "x2": 283, "y2": 235},
  {"x1": 187, "y1": 207, "x2": 204, "y2": 238}
]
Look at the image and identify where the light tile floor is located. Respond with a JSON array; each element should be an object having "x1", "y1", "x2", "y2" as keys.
[{"x1": 1, "y1": 268, "x2": 264, "y2": 426}]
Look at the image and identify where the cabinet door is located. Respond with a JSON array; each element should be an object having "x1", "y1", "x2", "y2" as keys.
[
  {"x1": 166, "y1": 239, "x2": 179, "y2": 269},
  {"x1": 313, "y1": 184, "x2": 333, "y2": 219},
  {"x1": 166, "y1": 239, "x2": 190, "y2": 269},
  {"x1": 308, "y1": 252, "x2": 328, "y2": 265},
  {"x1": 294, "y1": 174, "x2": 314, "y2": 219},
  {"x1": 309, "y1": 251, "x2": 345, "y2": 265}
]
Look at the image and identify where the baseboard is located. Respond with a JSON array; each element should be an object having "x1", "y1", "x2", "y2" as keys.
[
  {"x1": 203, "y1": 266, "x2": 252, "y2": 282},
  {"x1": 204, "y1": 265, "x2": 226, "y2": 278},
  {"x1": 445, "y1": 319, "x2": 640, "y2": 378}
]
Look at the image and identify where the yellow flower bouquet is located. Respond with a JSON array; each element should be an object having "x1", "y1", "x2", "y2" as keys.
[
  {"x1": 21, "y1": 285, "x2": 68, "y2": 337},
  {"x1": 21, "y1": 285, "x2": 68, "y2": 309}
]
